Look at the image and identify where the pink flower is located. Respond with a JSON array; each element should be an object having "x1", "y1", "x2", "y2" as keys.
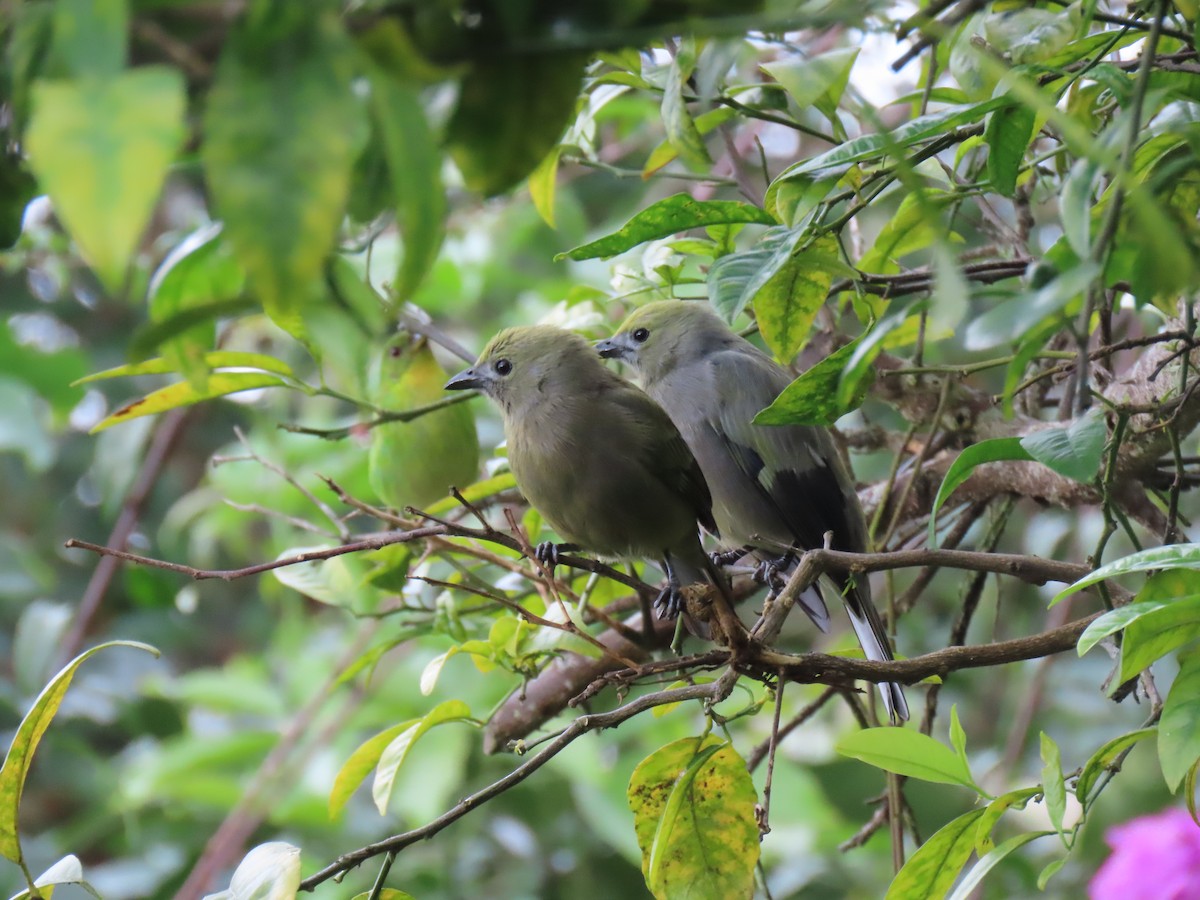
[{"x1": 1091, "y1": 807, "x2": 1200, "y2": 899}]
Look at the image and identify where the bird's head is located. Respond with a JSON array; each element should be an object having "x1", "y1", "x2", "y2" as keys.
[
  {"x1": 596, "y1": 300, "x2": 732, "y2": 383},
  {"x1": 445, "y1": 325, "x2": 600, "y2": 414}
]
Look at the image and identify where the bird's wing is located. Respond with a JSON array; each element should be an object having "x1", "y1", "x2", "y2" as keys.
[
  {"x1": 607, "y1": 381, "x2": 717, "y2": 535},
  {"x1": 707, "y1": 347, "x2": 868, "y2": 554}
]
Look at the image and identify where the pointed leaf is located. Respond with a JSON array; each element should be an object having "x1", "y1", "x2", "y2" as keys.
[
  {"x1": 91, "y1": 372, "x2": 289, "y2": 433},
  {"x1": 203, "y1": 6, "x2": 367, "y2": 343},
  {"x1": 974, "y1": 788, "x2": 1040, "y2": 855},
  {"x1": 329, "y1": 719, "x2": 416, "y2": 818},
  {"x1": 1117, "y1": 596, "x2": 1200, "y2": 683},
  {"x1": 373, "y1": 700, "x2": 473, "y2": 814},
  {"x1": 1053, "y1": 544, "x2": 1200, "y2": 604},
  {"x1": 0, "y1": 641, "x2": 158, "y2": 864},
  {"x1": 661, "y1": 37, "x2": 711, "y2": 172},
  {"x1": 1039, "y1": 732, "x2": 1067, "y2": 837},
  {"x1": 558, "y1": 194, "x2": 774, "y2": 262},
  {"x1": 948, "y1": 831, "x2": 1052, "y2": 900},
  {"x1": 752, "y1": 332, "x2": 868, "y2": 427},
  {"x1": 754, "y1": 235, "x2": 841, "y2": 363},
  {"x1": 1077, "y1": 728, "x2": 1155, "y2": 804},
  {"x1": 25, "y1": 69, "x2": 185, "y2": 293},
  {"x1": 885, "y1": 809, "x2": 987, "y2": 900},
  {"x1": 837, "y1": 727, "x2": 979, "y2": 791},
  {"x1": 76, "y1": 351, "x2": 295, "y2": 385}
]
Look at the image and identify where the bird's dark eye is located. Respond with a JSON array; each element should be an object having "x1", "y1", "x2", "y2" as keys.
[
  {"x1": 632, "y1": 327, "x2": 650, "y2": 343},
  {"x1": 494, "y1": 358, "x2": 513, "y2": 376}
]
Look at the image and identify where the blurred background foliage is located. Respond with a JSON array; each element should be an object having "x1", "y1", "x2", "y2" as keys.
[{"x1": 1, "y1": 0, "x2": 1200, "y2": 897}]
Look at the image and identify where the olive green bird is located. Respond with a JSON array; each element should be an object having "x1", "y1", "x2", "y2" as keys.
[
  {"x1": 597, "y1": 300, "x2": 907, "y2": 722},
  {"x1": 444, "y1": 324, "x2": 726, "y2": 617},
  {"x1": 369, "y1": 331, "x2": 479, "y2": 511}
]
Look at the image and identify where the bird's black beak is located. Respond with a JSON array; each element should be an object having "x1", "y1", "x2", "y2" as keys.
[
  {"x1": 445, "y1": 368, "x2": 484, "y2": 391},
  {"x1": 595, "y1": 337, "x2": 628, "y2": 360}
]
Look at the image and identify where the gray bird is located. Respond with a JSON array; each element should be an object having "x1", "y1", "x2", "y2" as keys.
[
  {"x1": 596, "y1": 300, "x2": 908, "y2": 722},
  {"x1": 445, "y1": 324, "x2": 727, "y2": 621}
]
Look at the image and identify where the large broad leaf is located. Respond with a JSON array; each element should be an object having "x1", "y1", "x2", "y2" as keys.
[
  {"x1": 753, "y1": 332, "x2": 868, "y2": 427},
  {"x1": 0, "y1": 641, "x2": 158, "y2": 865},
  {"x1": 447, "y1": 52, "x2": 587, "y2": 197},
  {"x1": 25, "y1": 68, "x2": 185, "y2": 294},
  {"x1": 1019, "y1": 409, "x2": 1107, "y2": 483},
  {"x1": 754, "y1": 234, "x2": 842, "y2": 363},
  {"x1": 964, "y1": 262, "x2": 1099, "y2": 350},
  {"x1": 762, "y1": 48, "x2": 858, "y2": 118},
  {"x1": 363, "y1": 62, "x2": 446, "y2": 300},
  {"x1": 1053, "y1": 544, "x2": 1200, "y2": 604},
  {"x1": 985, "y1": 101, "x2": 1036, "y2": 198},
  {"x1": 628, "y1": 736, "x2": 759, "y2": 900},
  {"x1": 202, "y1": 3, "x2": 367, "y2": 345},
  {"x1": 560, "y1": 194, "x2": 774, "y2": 262},
  {"x1": 836, "y1": 727, "x2": 980, "y2": 791},
  {"x1": 1160, "y1": 648, "x2": 1200, "y2": 791},
  {"x1": 885, "y1": 809, "x2": 988, "y2": 900}
]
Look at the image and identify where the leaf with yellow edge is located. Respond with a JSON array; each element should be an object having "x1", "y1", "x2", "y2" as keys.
[
  {"x1": 91, "y1": 372, "x2": 289, "y2": 432},
  {"x1": 74, "y1": 351, "x2": 296, "y2": 385},
  {"x1": 0, "y1": 641, "x2": 159, "y2": 864}
]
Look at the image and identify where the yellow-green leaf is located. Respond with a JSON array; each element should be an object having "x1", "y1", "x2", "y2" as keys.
[
  {"x1": 886, "y1": 809, "x2": 987, "y2": 900},
  {"x1": 754, "y1": 234, "x2": 841, "y2": 363},
  {"x1": 329, "y1": 719, "x2": 416, "y2": 819},
  {"x1": 25, "y1": 68, "x2": 185, "y2": 293},
  {"x1": 0, "y1": 641, "x2": 158, "y2": 864},
  {"x1": 628, "y1": 736, "x2": 759, "y2": 900},
  {"x1": 202, "y1": 4, "x2": 367, "y2": 345},
  {"x1": 373, "y1": 700, "x2": 473, "y2": 815},
  {"x1": 91, "y1": 372, "x2": 289, "y2": 433}
]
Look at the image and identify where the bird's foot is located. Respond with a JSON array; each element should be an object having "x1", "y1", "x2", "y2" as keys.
[
  {"x1": 752, "y1": 552, "x2": 794, "y2": 590},
  {"x1": 654, "y1": 583, "x2": 685, "y2": 619},
  {"x1": 534, "y1": 541, "x2": 562, "y2": 568},
  {"x1": 709, "y1": 547, "x2": 747, "y2": 568}
]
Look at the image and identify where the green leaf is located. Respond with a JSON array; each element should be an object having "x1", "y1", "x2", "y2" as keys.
[
  {"x1": 752, "y1": 332, "x2": 869, "y2": 427},
  {"x1": 929, "y1": 438, "x2": 1033, "y2": 546},
  {"x1": 47, "y1": 0, "x2": 127, "y2": 80},
  {"x1": 661, "y1": 37, "x2": 711, "y2": 172},
  {"x1": 754, "y1": 234, "x2": 841, "y2": 363},
  {"x1": 92, "y1": 372, "x2": 290, "y2": 432},
  {"x1": 949, "y1": 705, "x2": 969, "y2": 769},
  {"x1": 1039, "y1": 732, "x2": 1067, "y2": 838},
  {"x1": 1077, "y1": 600, "x2": 1191, "y2": 656},
  {"x1": 1161, "y1": 653, "x2": 1200, "y2": 793},
  {"x1": 985, "y1": 101, "x2": 1036, "y2": 197},
  {"x1": 144, "y1": 224, "x2": 246, "y2": 382},
  {"x1": 974, "y1": 787, "x2": 1041, "y2": 855},
  {"x1": 836, "y1": 727, "x2": 979, "y2": 791},
  {"x1": 1118, "y1": 596, "x2": 1200, "y2": 684},
  {"x1": 964, "y1": 262, "x2": 1099, "y2": 350},
  {"x1": 762, "y1": 48, "x2": 859, "y2": 118},
  {"x1": 952, "y1": 831, "x2": 1052, "y2": 900},
  {"x1": 1053, "y1": 544, "x2": 1200, "y2": 605},
  {"x1": 771, "y1": 98, "x2": 1008, "y2": 183},
  {"x1": 1019, "y1": 409, "x2": 1107, "y2": 483},
  {"x1": 885, "y1": 809, "x2": 987, "y2": 900},
  {"x1": 0, "y1": 152, "x2": 37, "y2": 250},
  {"x1": 1061, "y1": 157, "x2": 1101, "y2": 257},
  {"x1": 25, "y1": 68, "x2": 185, "y2": 293},
  {"x1": 202, "y1": 4, "x2": 367, "y2": 344},
  {"x1": 643, "y1": 107, "x2": 737, "y2": 176},
  {"x1": 366, "y1": 65, "x2": 446, "y2": 299},
  {"x1": 373, "y1": 700, "x2": 473, "y2": 814},
  {"x1": 628, "y1": 736, "x2": 760, "y2": 900},
  {"x1": 559, "y1": 194, "x2": 774, "y2": 262},
  {"x1": 447, "y1": 52, "x2": 587, "y2": 197},
  {"x1": 529, "y1": 144, "x2": 564, "y2": 228},
  {"x1": 0, "y1": 641, "x2": 158, "y2": 864},
  {"x1": 329, "y1": 719, "x2": 415, "y2": 818},
  {"x1": 1038, "y1": 856, "x2": 1068, "y2": 890},
  {"x1": 76, "y1": 350, "x2": 295, "y2": 385},
  {"x1": 1076, "y1": 728, "x2": 1156, "y2": 805},
  {"x1": 351, "y1": 891, "x2": 415, "y2": 900}
]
